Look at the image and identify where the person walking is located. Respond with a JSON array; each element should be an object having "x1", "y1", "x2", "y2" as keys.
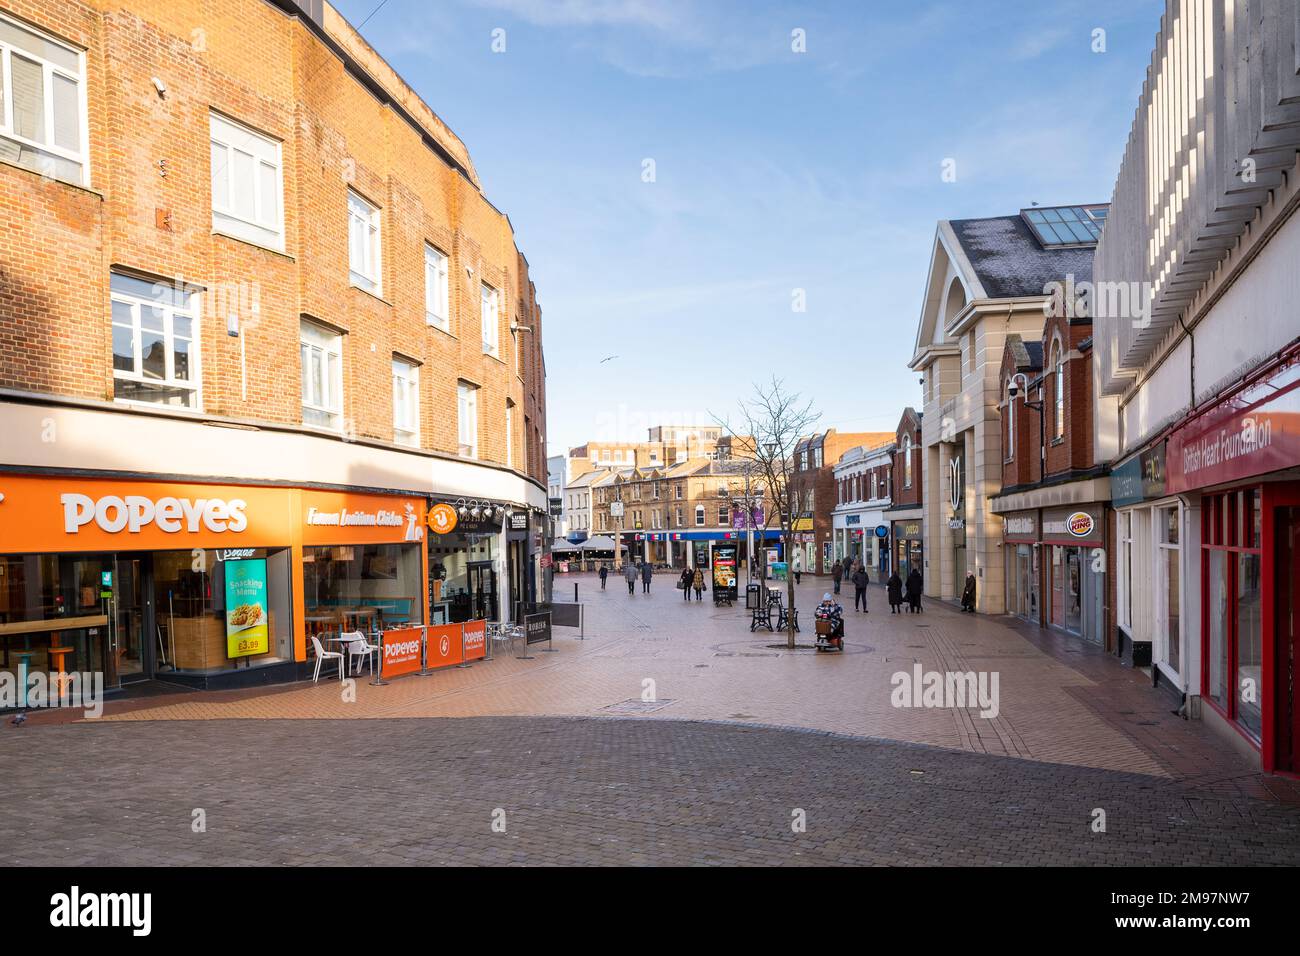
[
  {"x1": 624, "y1": 560, "x2": 638, "y2": 595},
  {"x1": 692, "y1": 565, "x2": 705, "y2": 601},
  {"x1": 831, "y1": 559, "x2": 843, "y2": 595},
  {"x1": 599, "y1": 564, "x2": 608, "y2": 590},
  {"x1": 792, "y1": 553, "x2": 802, "y2": 586},
  {"x1": 961, "y1": 571, "x2": 977, "y2": 613},
  {"x1": 887, "y1": 570, "x2": 904, "y2": 613},
  {"x1": 905, "y1": 568, "x2": 923, "y2": 613},
  {"x1": 641, "y1": 559, "x2": 653, "y2": 594},
  {"x1": 679, "y1": 566, "x2": 694, "y2": 600},
  {"x1": 852, "y1": 565, "x2": 870, "y2": 612}
]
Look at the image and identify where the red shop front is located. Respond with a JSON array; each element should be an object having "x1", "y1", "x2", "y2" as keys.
[{"x1": 1167, "y1": 343, "x2": 1300, "y2": 773}]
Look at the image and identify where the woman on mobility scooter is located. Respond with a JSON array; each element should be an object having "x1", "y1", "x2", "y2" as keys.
[{"x1": 814, "y1": 593, "x2": 845, "y2": 652}]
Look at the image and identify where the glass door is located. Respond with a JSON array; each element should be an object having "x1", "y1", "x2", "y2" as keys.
[
  {"x1": 467, "y1": 561, "x2": 497, "y2": 621},
  {"x1": 1064, "y1": 548, "x2": 1083, "y2": 634},
  {"x1": 111, "y1": 556, "x2": 153, "y2": 682}
]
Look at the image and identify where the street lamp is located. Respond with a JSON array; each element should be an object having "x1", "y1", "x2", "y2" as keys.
[{"x1": 1007, "y1": 372, "x2": 1045, "y2": 475}]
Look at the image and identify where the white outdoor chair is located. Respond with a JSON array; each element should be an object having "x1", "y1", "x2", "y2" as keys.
[
  {"x1": 310, "y1": 634, "x2": 345, "y2": 682},
  {"x1": 343, "y1": 629, "x2": 378, "y2": 677}
]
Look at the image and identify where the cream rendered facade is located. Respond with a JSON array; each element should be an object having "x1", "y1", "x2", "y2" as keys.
[{"x1": 909, "y1": 225, "x2": 1055, "y2": 611}]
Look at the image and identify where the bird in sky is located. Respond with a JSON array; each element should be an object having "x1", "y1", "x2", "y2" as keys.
[{"x1": 599, "y1": 355, "x2": 618, "y2": 364}]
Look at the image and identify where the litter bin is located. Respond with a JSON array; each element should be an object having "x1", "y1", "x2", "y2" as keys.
[{"x1": 745, "y1": 583, "x2": 762, "y2": 610}]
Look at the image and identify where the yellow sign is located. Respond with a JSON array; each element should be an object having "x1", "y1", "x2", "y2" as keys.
[
  {"x1": 427, "y1": 503, "x2": 458, "y2": 535},
  {"x1": 792, "y1": 517, "x2": 813, "y2": 532}
]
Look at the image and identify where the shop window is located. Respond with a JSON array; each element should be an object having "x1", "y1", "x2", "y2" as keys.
[
  {"x1": 1203, "y1": 489, "x2": 1263, "y2": 741},
  {"x1": 0, "y1": 14, "x2": 86, "y2": 185},
  {"x1": 481, "y1": 283, "x2": 500, "y2": 357},
  {"x1": 392, "y1": 357, "x2": 419, "y2": 446},
  {"x1": 111, "y1": 273, "x2": 201, "y2": 409},
  {"x1": 424, "y1": 244, "x2": 449, "y2": 331},
  {"x1": 305, "y1": 543, "x2": 425, "y2": 637},
  {"x1": 1156, "y1": 505, "x2": 1181, "y2": 674},
  {"x1": 210, "y1": 112, "x2": 283, "y2": 251},
  {"x1": 347, "y1": 189, "x2": 382, "y2": 294},
  {"x1": 457, "y1": 380, "x2": 478, "y2": 458},
  {"x1": 300, "y1": 320, "x2": 342, "y2": 430}
]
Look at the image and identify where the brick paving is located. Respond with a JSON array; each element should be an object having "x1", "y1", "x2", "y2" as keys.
[
  {"x1": 6, "y1": 572, "x2": 1300, "y2": 864},
  {"x1": 3, "y1": 716, "x2": 1299, "y2": 866}
]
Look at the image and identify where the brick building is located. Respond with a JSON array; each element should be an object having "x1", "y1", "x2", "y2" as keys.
[
  {"x1": 793, "y1": 429, "x2": 893, "y2": 575},
  {"x1": 991, "y1": 308, "x2": 1113, "y2": 646},
  {"x1": 831, "y1": 440, "x2": 894, "y2": 574},
  {"x1": 0, "y1": 0, "x2": 548, "y2": 693},
  {"x1": 882, "y1": 407, "x2": 924, "y2": 580}
]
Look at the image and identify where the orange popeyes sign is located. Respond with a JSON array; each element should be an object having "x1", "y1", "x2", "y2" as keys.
[
  {"x1": 425, "y1": 623, "x2": 464, "y2": 669},
  {"x1": 0, "y1": 475, "x2": 293, "y2": 552},
  {"x1": 380, "y1": 626, "x2": 424, "y2": 679},
  {"x1": 462, "y1": 620, "x2": 486, "y2": 661},
  {"x1": 0, "y1": 476, "x2": 428, "y2": 553}
]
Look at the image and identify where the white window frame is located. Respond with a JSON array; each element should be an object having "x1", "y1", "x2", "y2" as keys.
[
  {"x1": 110, "y1": 273, "x2": 202, "y2": 410},
  {"x1": 457, "y1": 380, "x2": 479, "y2": 458},
  {"x1": 481, "y1": 282, "x2": 500, "y2": 356},
  {"x1": 695, "y1": 505, "x2": 705, "y2": 527},
  {"x1": 392, "y1": 357, "x2": 419, "y2": 447},
  {"x1": 300, "y1": 320, "x2": 343, "y2": 430},
  {"x1": 1154, "y1": 503, "x2": 1183, "y2": 680},
  {"x1": 903, "y1": 435, "x2": 913, "y2": 488},
  {"x1": 0, "y1": 14, "x2": 89, "y2": 186},
  {"x1": 210, "y1": 112, "x2": 284, "y2": 251},
  {"x1": 1052, "y1": 342, "x2": 1065, "y2": 440},
  {"x1": 1117, "y1": 510, "x2": 1133, "y2": 633},
  {"x1": 347, "y1": 189, "x2": 382, "y2": 295},
  {"x1": 424, "y1": 244, "x2": 449, "y2": 331}
]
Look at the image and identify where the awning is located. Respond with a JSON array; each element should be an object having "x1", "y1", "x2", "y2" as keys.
[{"x1": 578, "y1": 535, "x2": 626, "y2": 552}]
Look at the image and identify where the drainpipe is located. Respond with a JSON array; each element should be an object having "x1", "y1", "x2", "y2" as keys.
[{"x1": 1177, "y1": 314, "x2": 1195, "y2": 407}]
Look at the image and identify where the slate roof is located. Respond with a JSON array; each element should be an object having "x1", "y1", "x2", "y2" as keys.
[{"x1": 949, "y1": 215, "x2": 1096, "y2": 299}]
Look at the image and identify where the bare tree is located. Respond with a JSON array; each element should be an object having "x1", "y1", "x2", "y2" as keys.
[{"x1": 715, "y1": 377, "x2": 821, "y2": 649}]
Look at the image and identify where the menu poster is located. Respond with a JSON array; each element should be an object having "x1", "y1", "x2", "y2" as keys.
[
  {"x1": 224, "y1": 558, "x2": 270, "y2": 658},
  {"x1": 712, "y1": 544, "x2": 738, "y2": 593}
]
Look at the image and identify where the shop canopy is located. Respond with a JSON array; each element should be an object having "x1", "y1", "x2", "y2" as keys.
[
  {"x1": 577, "y1": 535, "x2": 626, "y2": 552},
  {"x1": 551, "y1": 538, "x2": 581, "y2": 552}
]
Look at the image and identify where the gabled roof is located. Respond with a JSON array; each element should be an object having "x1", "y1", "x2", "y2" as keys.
[
  {"x1": 1003, "y1": 334, "x2": 1044, "y2": 374},
  {"x1": 949, "y1": 215, "x2": 1096, "y2": 300}
]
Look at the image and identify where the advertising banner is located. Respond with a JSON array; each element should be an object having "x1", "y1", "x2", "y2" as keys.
[
  {"x1": 712, "y1": 543, "x2": 739, "y2": 602},
  {"x1": 462, "y1": 620, "x2": 487, "y2": 661},
  {"x1": 380, "y1": 626, "x2": 424, "y2": 679},
  {"x1": 425, "y1": 623, "x2": 464, "y2": 668},
  {"x1": 525, "y1": 612, "x2": 552, "y2": 646},
  {"x1": 224, "y1": 558, "x2": 269, "y2": 658}
]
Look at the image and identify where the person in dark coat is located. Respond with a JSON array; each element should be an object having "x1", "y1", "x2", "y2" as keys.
[
  {"x1": 679, "y1": 566, "x2": 693, "y2": 600},
  {"x1": 961, "y1": 571, "x2": 977, "y2": 613},
  {"x1": 905, "y1": 568, "x2": 923, "y2": 613},
  {"x1": 624, "y1": 561, "x2": 638, "y2": 595},
  {"x1": 851, "y1": 566, "x2": 870, "y2": 612},
  {"x1": 831, "y1": 560, "x2": 843, "y2": 595},
  {"x1": 641, "y1": 560, "x2": 653, "y2": 594},
  {"x1": 599, "y1": 564, "x2": 608, "y2": 590},
  {"x1": 887, "y1": 571, "x2": 904, "y2": 613}
]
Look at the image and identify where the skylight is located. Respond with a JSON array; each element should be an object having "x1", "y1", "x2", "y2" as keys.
[{"x1": 1022, "y1": 205, "x2": 1108, "y2": 247}]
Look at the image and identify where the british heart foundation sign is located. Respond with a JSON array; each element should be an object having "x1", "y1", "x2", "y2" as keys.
[{"x1": 1167, "y1": 361, "x2": 1300, "y2": 494}]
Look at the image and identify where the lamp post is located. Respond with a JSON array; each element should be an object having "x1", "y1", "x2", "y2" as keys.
[{"x1": 1007, "y1": 372, "x2": 1045, "y2": 479}]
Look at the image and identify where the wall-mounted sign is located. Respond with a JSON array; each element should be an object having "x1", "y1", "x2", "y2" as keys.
[
  {"x1": 1042, "y1": 505, "x2": 1103, "y2": 545},
  {"x1": 1167, "y1": 363, "x2": 1300, "y2": 493},
  {"x1": 224, "y1": 558, "x2": 269, "y2": 658},
  {"x1": 845, "y1": 514, "x2": 861, "y2": 526},
  {"x1": 1003, "y1": 512, "x2": 1037, "y2": 540},
  {"x1": 875, "y1": 525, "x2": 889, "y2": 538},
  {"x1": 1066, "y1": 511, "x2": 1095, "y2": 538},
  {"x1": 948, "y1": 455, "x2": 963, "y2": 512},
  {"x1": 427, "y1": 503, "x2": 459, "y2": 535},
  {"x1": 510, "y1": 512, "x2": 528, "y2": 530}
]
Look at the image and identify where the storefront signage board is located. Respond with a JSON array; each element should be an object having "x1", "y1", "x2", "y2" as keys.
[
  {"x1": 224, "y1": 558, "x2": 270, "y2": 658},
  {"x1": 380, "y1": 626, "x2": 424, "y2": 679},
  {"x1": 462, "y1": 620, "x2": 487, "y2": 661}
]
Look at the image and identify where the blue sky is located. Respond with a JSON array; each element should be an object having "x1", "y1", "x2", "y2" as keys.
[{"x1": 333, "y1": 0, "x2": 1164, "y2": 455}]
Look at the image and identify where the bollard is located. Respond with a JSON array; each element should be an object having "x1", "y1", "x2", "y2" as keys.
[{"x1": 370, "y1": 629, "x2": 390, "y2": 686}]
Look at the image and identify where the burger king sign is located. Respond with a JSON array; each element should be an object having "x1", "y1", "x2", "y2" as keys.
[{"x1": 1066, "y1": 511, "x2": 1095, "y2": 538}]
